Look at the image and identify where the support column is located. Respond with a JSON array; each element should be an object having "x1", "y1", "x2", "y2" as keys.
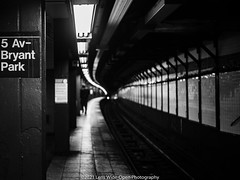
[
  {"x1": 0, "y1": 0, "x2": 46, "y2": 180},
  {"x1": 54, "y1": 19, "x2": 71, "y2": 154}
]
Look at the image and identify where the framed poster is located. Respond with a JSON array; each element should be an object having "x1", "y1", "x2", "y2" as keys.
[{"x1": 55, "y1": 79, "x2": 68, "y2": 104}]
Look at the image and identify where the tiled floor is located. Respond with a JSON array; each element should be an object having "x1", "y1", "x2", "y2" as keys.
[{"x1": 47, "y1": 97, "x2": 133, "y2": 180}]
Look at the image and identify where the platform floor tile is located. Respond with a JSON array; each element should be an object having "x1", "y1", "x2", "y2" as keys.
[{"x1": 47, "y1": 98, "x2": 133, "y2": 180}]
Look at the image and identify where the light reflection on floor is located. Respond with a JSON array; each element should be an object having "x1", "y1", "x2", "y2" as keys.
[{"x1": 47, "y1": 97, "x2": 133, "y2": 180}]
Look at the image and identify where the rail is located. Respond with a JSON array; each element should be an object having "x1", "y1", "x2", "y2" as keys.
[{"x1": 100, "y1": 99, "x2": 200, "y2": 179}]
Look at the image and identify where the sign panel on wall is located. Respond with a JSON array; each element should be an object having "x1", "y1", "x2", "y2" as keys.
[
  {"x1": 0, "y1": 35, "x2": 40, "y2": 78},
  {"x1": 55, "y1": 79, "x2": 68, "y2": 104}
]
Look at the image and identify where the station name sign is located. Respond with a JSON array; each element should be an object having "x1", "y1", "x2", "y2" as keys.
[{"x1": 0, "y1": 35, "x2": 40, "y2": 78}]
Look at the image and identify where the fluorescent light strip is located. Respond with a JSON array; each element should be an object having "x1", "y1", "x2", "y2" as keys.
[
  {"x1": 100, "y1": 0, "x2": 133, "y2": 47},
  {"x1": 92, "y1": 0, "x2": 133, "y2": 83},
  {"x1": 77, "y1": 42, "x2": 88, "y2": 54},
  {"x1": 82, "y1": 68, "x2": 107, "y2": 95},
  {"x1": 145, "y1": 0, "x2": 181, "y2": 24},
  {"x1": 73, "y1": 4, "x2": 94, "y2": 37},
  {"x1": 92, "y1": 49, "x2": 103, "y2": 82}
]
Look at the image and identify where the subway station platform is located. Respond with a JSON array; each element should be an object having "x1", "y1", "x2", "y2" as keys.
[{"x1": 47, "y1": 97, "x2": 133, "y2": 180}]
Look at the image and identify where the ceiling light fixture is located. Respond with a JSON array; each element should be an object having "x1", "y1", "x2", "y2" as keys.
[
  {"x1": 73, "y1": 4, "x2": 94, "y2": 38},
  {"x1": 73, "y1": 3, "x2": 107, "y2": 95}
]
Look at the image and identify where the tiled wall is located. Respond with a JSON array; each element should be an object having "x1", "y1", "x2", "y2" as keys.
[
  {"x1": 220, "y1": 71, "x2": 240, "y2": 135},
  {"x1": 169, "y1": 81, "x2": 176, "y2": 115},
  {"x1": 201, "y1": 75, "x2": 216, "y2": 127},
  {"x1": 188, "y1": 78, "x2": 199, "y2": 122},
  {"x1": 178, "y1": 80, "x2": 187, "y2": 118},
  {"x1": 162, "y1": 83, "x2": 168, "y2": 112}
]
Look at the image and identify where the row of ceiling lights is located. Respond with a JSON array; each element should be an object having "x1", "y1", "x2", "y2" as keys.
[{"x1": 73, "y1": 3, "x2": 107, "y2": 95}]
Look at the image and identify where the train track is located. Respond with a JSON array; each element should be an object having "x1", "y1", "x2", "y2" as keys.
[{"x1": 101, "y1": 99, "x2": 196, "y2": 180}]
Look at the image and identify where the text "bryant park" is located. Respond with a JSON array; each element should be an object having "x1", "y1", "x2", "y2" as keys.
[{"x1": 1, "y1": 50, "x2": 36, "y2": 71}]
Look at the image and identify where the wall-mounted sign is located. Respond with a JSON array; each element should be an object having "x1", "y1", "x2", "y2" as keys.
[
  {"x1": 55, "y1": 79, "x2": 68, "y2": 104},
  {"x1": 0, "y1": 36, "x2": 40, "y2": 78}
]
